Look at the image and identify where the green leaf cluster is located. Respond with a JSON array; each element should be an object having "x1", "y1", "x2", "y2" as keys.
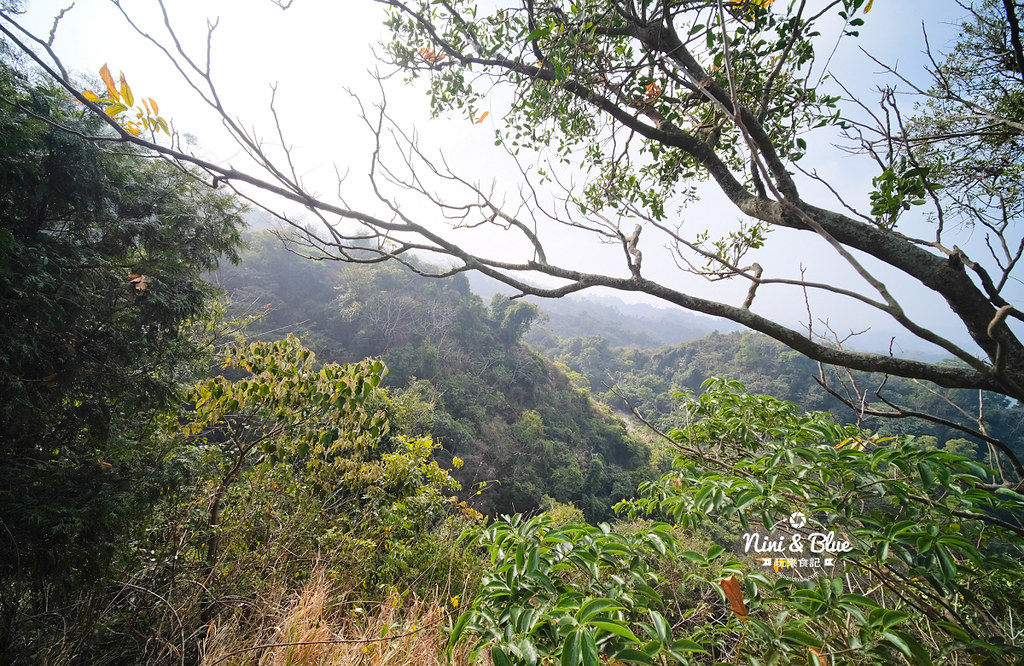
[
  {"x1": 616, "y1": 378, "x2": 1024, "y2": 665},
  {"x1": 187, "y1": 337, "x2": 390, "y2": 488},
  {"x1": 449, "y1": 513, "x2": 700, "y2": 666},
  {"x1": 869, "y1": 160, "x2": 934, "y2": 228},
  {"x1": 449, "y1": 379, "x2": 1023, "y2": 665}
]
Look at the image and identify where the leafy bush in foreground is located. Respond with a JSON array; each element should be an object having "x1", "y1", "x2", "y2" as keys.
[{"x1": 452, "y1": 380, "x2": 1024, "y2": 665}]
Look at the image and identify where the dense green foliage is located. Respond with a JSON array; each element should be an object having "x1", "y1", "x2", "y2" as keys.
[
  {"x1": 218, "y1": 232, "x2": 656, "y2": 520},
  {"x1": 0, "y1": 56, "x2": 469, "y2": 665},
  {"x1": 453, "y1": 380, "x2": 1024, "y2": 665},
  {"x1": 76, "y1": 336, "x2": 471, "y2": 664},
  {"x1": 157, "y1": 338, "x2": 467, "y2": 602},
  {"x1": 0, "y1": 58, "x2": 244, "y2": 653},
  {"x1": 449, "y1": 514, "x2": 689, "y2": 666}
]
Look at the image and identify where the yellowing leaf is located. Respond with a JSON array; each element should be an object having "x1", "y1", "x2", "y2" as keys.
[
  {"x1": 119, "y1": 72, "x2": 134, "y2": 107},
  {"x1": 730, "y1": 0, "x2": 775, "y2": 9},
  {"x1": 864, "y1": 0, "x2": 873, "y2": 12},
  {"x1": 82, "y1": 90, "x2": 101, "y2": 103},
  {"x1": 644, "y1": 81, "x2": 662, "y2": 102},
  {"x1": 149, "y1": 98, "x2": 159, "y2": 116},
  {"x1": 418, "y1": 46, "x2": 446, "y2": 64},
  {"x1": 104, "y1": 103, "x2": 128, "y2": 117},
  {"x1": 99, "y1": 64, "x2": 118, "y2": 100},
  {"x1": 475, "y1": 110, "x2": 490, "y2": 124}
]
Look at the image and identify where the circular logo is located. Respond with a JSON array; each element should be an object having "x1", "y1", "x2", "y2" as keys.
[{"x1": 789, "y1": 512, "x2": 808, "y2": 529}]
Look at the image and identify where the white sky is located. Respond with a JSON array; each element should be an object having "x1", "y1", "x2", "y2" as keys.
[{"x1": 10, "y1": 0, "x2": 1012, "y2": 357}]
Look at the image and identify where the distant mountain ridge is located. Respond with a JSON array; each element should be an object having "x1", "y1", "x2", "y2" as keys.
[
  {"x1": 467, "y1": 272, "x2": 742, "y2": 349},
  {"x1": 469, "y1": 272, "x2": 949, "y2": 360}
]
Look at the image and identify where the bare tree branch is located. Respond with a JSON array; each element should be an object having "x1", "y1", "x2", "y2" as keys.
[{"x1": 4, "y1": 0, "x2": 1023, "y2": 469}]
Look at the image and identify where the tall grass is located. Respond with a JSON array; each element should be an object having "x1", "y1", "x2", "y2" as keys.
[{"x1": 199, "y1": 572, "x2": 478, "y2": 666}]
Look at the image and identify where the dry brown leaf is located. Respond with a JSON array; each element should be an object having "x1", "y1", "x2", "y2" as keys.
[{"x1": 719, "y1": 576, "x2": 749, "y2": 621}]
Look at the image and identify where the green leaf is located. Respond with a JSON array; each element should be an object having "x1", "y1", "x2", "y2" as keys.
[
  {"x1": 447, "y1": 611, "x2": 472, "y2": 652},
  {"x1": 994, "y1": 486, "x2": 1024, "y2": 504},
  {"x1": 917, "y1": 461, "x2": 935, "y2": 487},
  {"x1": 610, "y1": 648, "x2": 656, "y2": 665},
  {"x1": 781, "y1": 628, "x2": 823, "y2": 649},
  {"x1": 647, "y1": 610, "x2": 671, "y2": 646},
  {"x1": 491, "y1": 645, "x2": 514, "y2": 666},
  {"x1": 581, "y1": 630, "x2": 599, "y2": 666},
  {"x1": 933, "y1": 621, "x2": 971, "y2": 642},
  {"x1": 669, "y1": 638, "x2": 708, "y2": 653},
  {"x1": 590, "y1": 620, "x2": 641, "y2": 643},
  {"x1": 734, "y1": 489, "x2": 760, "y2": 510},
  {"x1": 578, "y1": 598, "x2": 624, "y2": 623},
  {"x1": 515, "y1": 637, "x2": 540, "y2": 665},
  {"x1": 935, "y1": 544, "x2": 957, "y2": 582},
  {"x1": 871, "y1": 609, "x2": 910, "y2": 633},
  {"x1": 840, "y1": 594, "x2": 883, "y2": 610},
  {"x1": 883, "y1": 630, "x2": 933, "y2": 665},
  {"x1": 524, "y1": 27, "x2": 551, "y2": 41},
  {"x1": 561, "y1": 630, "x2": 582, "y2": 666}
]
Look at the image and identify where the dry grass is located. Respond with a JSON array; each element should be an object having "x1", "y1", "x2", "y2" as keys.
[{"x1": 198, "y1": 572, "x2": 481, "y2": 666}]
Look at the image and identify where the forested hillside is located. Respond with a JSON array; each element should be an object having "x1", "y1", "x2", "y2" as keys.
[
  {"x1": 217, "y1": 227, "x2": 1024, "y2": 487},
  {"x1": 540, "y1": 330, "x2": 1024, "y2": 461},
  {"x1": 215, "y1": 232, "x2": 656, "y2": 520}
]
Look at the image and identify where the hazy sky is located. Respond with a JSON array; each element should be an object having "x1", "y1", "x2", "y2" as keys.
[{"x1": 10, "y1": 0, "x2": 1005, "y2": 357}]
